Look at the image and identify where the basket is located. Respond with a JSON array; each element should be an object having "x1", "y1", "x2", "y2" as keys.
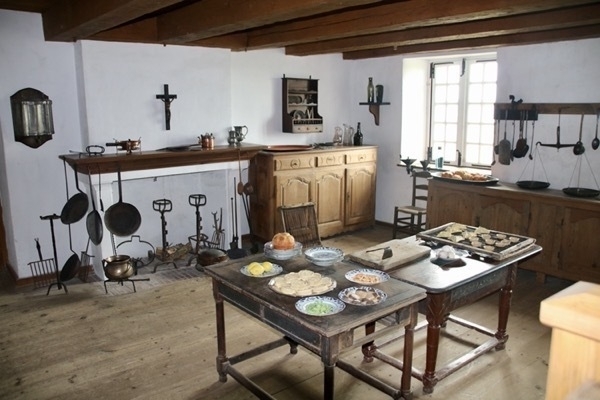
[{"x1": 28, "y1": 258, "x2": 57, "y2": 289}]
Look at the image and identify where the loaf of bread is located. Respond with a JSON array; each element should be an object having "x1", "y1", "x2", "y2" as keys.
[{"x1": 272, "y1": 232, "x2": 295, "y2": 250}]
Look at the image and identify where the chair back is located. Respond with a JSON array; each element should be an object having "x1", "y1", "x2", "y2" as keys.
[
  {"x1": 411, "y1": 170, "x2": 431, "y2": 207},
  {"x1": 279, "y1": 202, "x2": 322, "y2": 249}
]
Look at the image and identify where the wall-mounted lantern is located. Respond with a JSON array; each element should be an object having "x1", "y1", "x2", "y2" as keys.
[{"x1": 10, "y1": 88, "x2": 54, "y2": 148}]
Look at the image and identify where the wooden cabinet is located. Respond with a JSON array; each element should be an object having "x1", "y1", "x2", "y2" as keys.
[
  {"x1": 282, "y1": 77, "x2": 323, "y2": 133},
  {"x1": 250, "y1": 146, "x2": 377, "y2": 242},
  {"x1": 427, "y1": 179, "x2": 600, "y2": 283}
]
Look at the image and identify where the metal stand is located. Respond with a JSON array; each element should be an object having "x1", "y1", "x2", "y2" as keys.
[
  {"x1": 152, "y1": 199, "x2": 177, "y2": 272},
  {"x1": 187, "y1": 194, "x2": 211, "y2": 265},
  {"x1": 40, "y1": 214, "x2": 68, "y2": 295},
  {"x1": 103, "y1": 277, "x2": 150, "y2": 294}
]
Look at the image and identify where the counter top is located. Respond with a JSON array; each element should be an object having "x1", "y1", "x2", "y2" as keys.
[{"x1": 59, "y1": 143, "x2": 267, "y2": 174}]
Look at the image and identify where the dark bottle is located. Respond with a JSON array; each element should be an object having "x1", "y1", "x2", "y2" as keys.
[{"x1": 353, "y1": 122, "x2": 363, "y2": 146}]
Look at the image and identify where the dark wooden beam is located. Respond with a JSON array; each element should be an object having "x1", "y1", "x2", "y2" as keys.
[
  {"x1": 197, "y1": 0, "x2": 599, "y2": 50},
  {"x1": 156, "y1": 0, "x2": 384, "y2": 44},
  {"x1": 286, "y1": 3, "x2": 600, "y2": 56},
  {"x1": 343, "y1": 24, "x2": 600, "y2": 59},
  {"x1": 42, "y1": 0, "x2": 183, "y2": 42}
]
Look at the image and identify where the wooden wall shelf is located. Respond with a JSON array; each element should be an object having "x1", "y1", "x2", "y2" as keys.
[
  {"x1": 494, "y1": 102, "x2": 600, "y2": 120},
  {"x1": 59, "y1": 143, "x2": 267, "y2": 175},
  {"x1": 359, "y1": 102, "x2": 390, "y2": 126}
]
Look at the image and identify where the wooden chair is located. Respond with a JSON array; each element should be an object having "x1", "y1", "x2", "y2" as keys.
[
  {"x1": 279, "y1": 202, "x2": 322, "y2": 249},
  {"x1": 393, "y1": 170, "x2": 431, "y2": 238}
]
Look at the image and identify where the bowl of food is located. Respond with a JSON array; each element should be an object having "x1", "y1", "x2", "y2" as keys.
[{"x1": 264, "y1": 233, "x2": 302, "y2": 260}]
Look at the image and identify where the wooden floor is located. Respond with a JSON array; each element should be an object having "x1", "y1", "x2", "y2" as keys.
[{"x1": 0, "y1": 225, "x2": 573, "y2": 400}]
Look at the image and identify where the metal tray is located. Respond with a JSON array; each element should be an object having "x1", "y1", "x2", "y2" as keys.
[
  {"x1": 516, "y1": 180, "x2": 550, "y2": 190},
  {"x1": 417, "y1": 222, "x2": 535, "y2": 260},
  {"x1": 430, "y1": 171, "x2": 499, "y2": 186}
]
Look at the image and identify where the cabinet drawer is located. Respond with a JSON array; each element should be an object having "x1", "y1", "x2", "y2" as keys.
[
  {"x1": 316, "y1": 153, "x2": 344, "y2": 167},
  {"x1": 346, "y1": 149, "x2": 377, "y2": 164},
  {"x1": 274, "y1": 155, "x2": 315, "y2": 171}
]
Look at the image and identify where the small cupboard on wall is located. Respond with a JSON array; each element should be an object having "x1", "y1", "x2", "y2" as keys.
[
  {"x1": 282, "y1": 76, "x2": 323, "y2": 133},
  {"x1": 427, "y1": 179, "x2": 600, "y2": 283},
  {"x1": 249, "y1": 146, "x2": 377, "y2": 242}
]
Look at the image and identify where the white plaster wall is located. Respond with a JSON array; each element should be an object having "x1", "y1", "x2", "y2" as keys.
[{"x1": 0, "y1": 11, "x2": 82, "y2": 278}]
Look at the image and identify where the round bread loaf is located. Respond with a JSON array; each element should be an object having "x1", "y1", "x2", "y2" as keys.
[{"x1": 272, "y1": 232, "x2": 295, "y2": 250}]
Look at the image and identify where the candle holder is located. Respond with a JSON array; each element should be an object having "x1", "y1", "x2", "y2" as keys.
[{"x1": 400, "y1": 157, "x2": 416, "y2": 174}]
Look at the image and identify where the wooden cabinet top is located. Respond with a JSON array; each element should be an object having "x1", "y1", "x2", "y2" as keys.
[
  {"x1": 257, "y1": 145, "x2": 377, "y2": 157},
  {"x1": 429, "y1": 179, "x2": 600, "y2": 211}
]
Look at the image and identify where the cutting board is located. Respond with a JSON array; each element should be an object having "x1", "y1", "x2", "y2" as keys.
[{"x1": 347, "y1": 238, "x2": 431, "y2": 271}]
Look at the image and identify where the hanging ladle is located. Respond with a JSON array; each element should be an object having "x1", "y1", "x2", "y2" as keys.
[
  {"x1": 592, "y1": 111, "x2": 599, "y2": 150},
  {"x1": 573, "y1": 113, "x2": 585, "y2": 156}
]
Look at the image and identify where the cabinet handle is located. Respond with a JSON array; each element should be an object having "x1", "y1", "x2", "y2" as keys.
[
  {"x1": 326, "y1": 156, "x2": 334, "y2": 164},
  {"x1": 359, "y1": 155, "x2": 365, "y2": 161},
  {"x1": 291, "y1": 160, "x2": 299, "y2": 168}
]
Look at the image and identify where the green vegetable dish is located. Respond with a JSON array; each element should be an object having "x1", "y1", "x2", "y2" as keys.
[{"x1": 295, "y1": 296, "x2": 345, "y2": 316}]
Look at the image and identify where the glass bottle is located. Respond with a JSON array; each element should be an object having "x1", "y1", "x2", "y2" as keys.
[
  {"x1": 367, "y1": 77, "x2": 375, "y2": 103},
  {"x1": 435, "y1": 146, "x2": 444, "y2": 169},
  {"x1": 353, "y1": 122, "x2": 363, "y2": 146}
]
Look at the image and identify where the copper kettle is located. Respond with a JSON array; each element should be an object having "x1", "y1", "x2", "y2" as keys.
[{"x1": 199, "y1": 133, "x2": 215, "y2": 149}]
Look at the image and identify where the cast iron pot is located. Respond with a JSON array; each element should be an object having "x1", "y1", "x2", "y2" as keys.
[{"x1": 102, "y1": 255, "x2": 134, "y2": 280}]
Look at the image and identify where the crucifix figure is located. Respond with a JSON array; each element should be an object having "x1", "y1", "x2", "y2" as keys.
[{"x1": 156, "y1": 84, "x2": 177, "y2": 130}]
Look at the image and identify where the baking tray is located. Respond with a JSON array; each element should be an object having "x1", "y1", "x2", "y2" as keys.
[
  {"x1": 430, "y1": 171, "x2": 499, "y2": 186},
  {"x1": 417, "y1": 222, "x2": 535, "y2": 260}
]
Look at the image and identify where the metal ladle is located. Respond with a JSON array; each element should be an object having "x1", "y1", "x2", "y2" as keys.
[
  {"x1": 573, "y1": 114, "x2": 585, "y2": 156},
  {"x1": 592, "y1": 111, "x2": 599, "y2": 150}
]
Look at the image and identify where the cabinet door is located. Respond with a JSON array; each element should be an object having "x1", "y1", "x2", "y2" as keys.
[
  {"x1": 476, "y1": 195, "x2": 530, "y2": 233},
  {"x1": 426, "y1": 183, "x2": 477, "y2": 228},
  {"x1": 315, "y1": 168, "x2": 345, "y2": 237},
  {"x1": 527, "y1": 202, "x2": 562, "y2": 274},
  {"x1": 558, "y1": 207, "x2": 600, "y2": 282},
  {"x1": 274, "y1": 174, "x2": 314, "y2": 232},
  {"x1": 345, "y1": 163, "x2": 376, "y2": 227}
]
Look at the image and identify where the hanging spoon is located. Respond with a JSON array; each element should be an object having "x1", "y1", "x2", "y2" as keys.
[
  {"x1": 592, "y1": 110, "x2": 599, "y2": 150},
  {"x1": 528, "y1": 120, "x2": 536, "y2": 160},
  {"x1": 573, "y1": 113, "x2": 585, "y2": 156}
]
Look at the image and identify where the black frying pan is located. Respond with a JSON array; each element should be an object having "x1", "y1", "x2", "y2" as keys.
[
  {"x1": 86, "y1": 170, "x2": 103, "y2": 245},
  {"x1": 104, "y1": 169, "x2": 141, "y2": 237},
  {"x1": 60, "y1": 224, "x2": 81, "y2": 282},
  {"x1": 60, "y1": 161, "x2": 89, "y2": 224}
]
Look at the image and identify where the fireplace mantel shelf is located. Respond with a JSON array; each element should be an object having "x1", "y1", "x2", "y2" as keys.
[{"x1": 59, "y1": 143, "x2": 267, "y2": 175}]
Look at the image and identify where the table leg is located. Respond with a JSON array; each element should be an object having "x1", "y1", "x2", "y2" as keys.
[
  {"x1": 324, "y1": 364, "x2": 335, "y2": 400},
  {"x1": 362, "y1": 321, "x2": 377, "y2": 362},
  {"x1": 213, "y1": 281, "x2": 228, "y2": 382},
  {"x1": 423, "y1": 294, "x2": 447, "y2": 394},
  {"x1": 495, "y1": 264, "x2": 517, "y2": 350},
  {"x1": 401, "y1": 304, "x2": 418, "y2": 400}
]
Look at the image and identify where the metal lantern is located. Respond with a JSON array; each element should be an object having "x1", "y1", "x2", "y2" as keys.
[{"x1": 10, "y1": 88, "x2": 54, "y2": 149}]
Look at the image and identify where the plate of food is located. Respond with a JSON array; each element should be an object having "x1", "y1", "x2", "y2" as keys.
[
  {"x1": 345, "y1": 269, "x2": 389, "y2": 285},
  {"x1": 240, "y1": 261, "x2": 282, "y2": 277},
  {"x1": 338, "y1": 286, "x2": 387, "y2": 306},
  {"x1": 295, "y1": 296, "x2": 345, "y2": 316},
  {"x1": 269, "y1": 269, "x2": 336, "y2": 297},
  {"x1": 430, "y1": 171, "x2": 499, "y2": 186},
  {"x1": 264, "y1": 232, "x2": 302, "y2": 260}
]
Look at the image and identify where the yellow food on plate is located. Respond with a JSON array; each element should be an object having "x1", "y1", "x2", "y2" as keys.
[
  {"x1": 248, "y1": 262, "x2": 265, "y2": 276},
  {"x1": 262, "y1": 261, "x2": 273, "y2": 272}
]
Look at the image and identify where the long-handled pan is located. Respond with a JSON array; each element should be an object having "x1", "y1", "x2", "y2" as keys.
[
  {"x1": 60, "y1": 161, "x2": 89, "y2": 224},
  {"x1": 86, "y1": 169, "x2": 103, "y2": 245},
  {"x1": 59, "y1": 223, "x2": 81, "y2": 282},
  {"x1": 104, "y1": 168, "x2": 141, "y2": 237},
  {"x1": 498, "y1": 112, "x2": 511, "y2": 165}
]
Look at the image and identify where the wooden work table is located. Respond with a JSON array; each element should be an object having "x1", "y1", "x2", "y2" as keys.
[
  {"x1": 204, "y1": 254, "x2": 425, "y2": 400},
  {"x1": 59, "y1": 143, "x2": 267, "y2": 174}
]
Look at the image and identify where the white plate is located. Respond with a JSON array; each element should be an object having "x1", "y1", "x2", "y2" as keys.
[
  {"x1": 304, "y1": 247, "x2": 344, "y2": 266},
  {"x1": 345, "y1": 269, "x2": 389, "y2": 285},
  {"x1": 264, "y1": 242, "x2": 303, "y2": 260},
  {"x1": 295, "y1": 296, "x2": 345, "y2": 316},
  {"x1": 338, "y1": 286, "x2": 387, "y2": 306},
  {"x1": 240, "y1": 263, "x2": 282, "y2": 277}
]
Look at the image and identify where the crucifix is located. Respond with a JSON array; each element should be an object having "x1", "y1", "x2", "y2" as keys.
[{"x1": 155, "y1": 84, "x2": 177, "y2": 130}]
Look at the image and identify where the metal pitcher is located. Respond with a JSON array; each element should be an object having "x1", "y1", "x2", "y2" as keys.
[{"x1": 234, "y1": 125, "x2": 248, "y2": 143}]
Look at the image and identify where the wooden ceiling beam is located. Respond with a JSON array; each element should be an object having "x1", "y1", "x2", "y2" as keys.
[
  {"x1": 42, "y1": 0, "x2": 183, "y2": 41},
  {"x1": 286, "y1": 4, "x2": 600, "y2": 56},
  {"x1": 156, "y1": 0, "x2": 384, "y2": 44},
  {"x1": 342, "y1": 24, "x2": 600, "y2": 59},
  {"x1": 197, "y1": 0, "x2": 600, "y2": 50}
]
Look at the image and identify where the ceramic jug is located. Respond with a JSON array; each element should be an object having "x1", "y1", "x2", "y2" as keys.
[
  {"x1": 343, "y1": 124, "x2": 355, "y2": 146},
  {"x1": 234, "y1": 125, "x2": 248, "y2": 143}
]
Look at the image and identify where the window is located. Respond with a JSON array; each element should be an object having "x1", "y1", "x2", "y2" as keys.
[{"x1": 429, "y1": 57, "x2": 497, "y2": 167}]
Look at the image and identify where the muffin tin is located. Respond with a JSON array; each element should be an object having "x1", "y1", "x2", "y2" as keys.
[{"x1": 417, "y1": 222, "x2": 535, "y2": 260}]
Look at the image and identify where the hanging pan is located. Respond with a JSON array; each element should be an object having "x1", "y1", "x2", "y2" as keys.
[
  {"x1": 60, "y1": 224, "x2": 81, "y2": 282},
  {"x1": 86, "y1": 169, "x2": 103, "y2": 245},
  {"x1": 60, "y1": 161, "x2": 89, "y2": 224},
  {"x1": 104, "y1": 169, "x2": 141, "y2": 237},
  {"x1": 498, "y1": 112, "x2": 511, "y2": 165}
]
